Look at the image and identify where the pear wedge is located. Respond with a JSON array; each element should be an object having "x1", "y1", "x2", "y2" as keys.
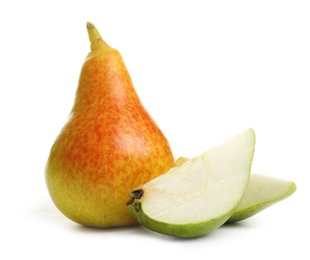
[
  {"x1": 175, "y1": 156, "x2": 189, "y2": 167},
  {"x1": 127, "y1": 129, "x2": 255, "y2": 238},
  {"x1": 176, "y1": 158, "x2": 296, "y2": 223},
  {"x1": 227, "y1": 174, "x2": 296, "y2": 223}
]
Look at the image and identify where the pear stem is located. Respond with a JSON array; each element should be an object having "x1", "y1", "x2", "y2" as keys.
[{"x1": 86, "y1": 21, "x2": 110, "y2": 51}]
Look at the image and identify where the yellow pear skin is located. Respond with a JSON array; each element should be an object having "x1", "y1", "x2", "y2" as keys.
[{"x1": 45, "y1": 22, "x2": 175, "y2": 228}]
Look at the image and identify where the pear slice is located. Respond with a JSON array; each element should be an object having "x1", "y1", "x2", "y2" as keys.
[
  {"x1": 227, "y1": 174, "x2": 296, "y2": 223},
  {"x1": 175, "y1": 156, "x2": 190, "y2": 167},
  {"x1": 126, "y1": 129, "x2": 255, "y2": 238},
  {"x1": 176, "y1": 158, "x2": 296, "y2": 223}
]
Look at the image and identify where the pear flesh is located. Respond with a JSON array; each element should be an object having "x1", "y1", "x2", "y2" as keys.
[
  {"x1": 127, "y1": 129, "x2": 255, "y2": 238},
  {"x1": 176, "y1": 160, "x2": 296, "y2": 223},
  {"x1": 228, "y1": 174, "x2": 296, "y2": 222}
]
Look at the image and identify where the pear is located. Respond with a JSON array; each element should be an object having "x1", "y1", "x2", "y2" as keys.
[
  {"x1": 175, "y1": 156, "x2": 189, "y2": 167},
  {"x1": 127, "y1": 129, "x2": 255, "y2": 238},
  {"x1": 227, "y1": 174, "x2": 296, "y2": 222},
  {"x1": 45, "y1": 22, "x2": 175, "y2": 228},
  {"x1": 176, "y1": 159, "x2": 296, "y2": 223}
]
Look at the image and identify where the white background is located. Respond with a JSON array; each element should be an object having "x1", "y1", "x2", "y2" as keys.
[{"x1": 1, "y1": 0, "x2": 309, "y2": 259}]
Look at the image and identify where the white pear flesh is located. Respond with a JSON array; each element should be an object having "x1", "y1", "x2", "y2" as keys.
[
  {"x1": 127, "y1": 129, "x2": 255, "y2": 238},
  {"x1": 177, "y1": 158, "x2": 296, "y2": 223},
  {"x1": 227, "y1": 173, "x2": 296, "y2": 222}
]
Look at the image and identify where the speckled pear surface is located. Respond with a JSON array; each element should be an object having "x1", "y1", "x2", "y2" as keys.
[{"x1": 45, "y1": 22, "x2": 175, "y2": 228}]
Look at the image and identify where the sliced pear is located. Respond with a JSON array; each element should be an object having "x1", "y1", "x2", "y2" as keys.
[
  {"x1": 176, "y1": 158, "x2": 296, "y2": 223},
  {"x1": 175, "y1": 156, "x2": 190, "y2": 167},
  {"x1": 126, "y1": 129, "x2": 255, "y2": 238},
  {"x1": 227, "y1": 173, "x2": 296, "y2": 223}
]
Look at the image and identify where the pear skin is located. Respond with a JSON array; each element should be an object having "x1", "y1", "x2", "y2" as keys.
[{"x1": 45, "y1": 22, "x2": 175, "y2": 228}]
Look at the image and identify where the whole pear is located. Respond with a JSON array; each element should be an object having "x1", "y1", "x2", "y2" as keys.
[{"x1": 45, "y1": 22, "x2": 175, "y2": 228}]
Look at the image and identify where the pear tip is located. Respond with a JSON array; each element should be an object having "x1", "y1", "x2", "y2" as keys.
[
  {"x1": 86, "y1": 21, "x2": 110, "y2": 51},
  {"x1": 86, "y1": 21, "x2": 95, "y2": 30}
]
